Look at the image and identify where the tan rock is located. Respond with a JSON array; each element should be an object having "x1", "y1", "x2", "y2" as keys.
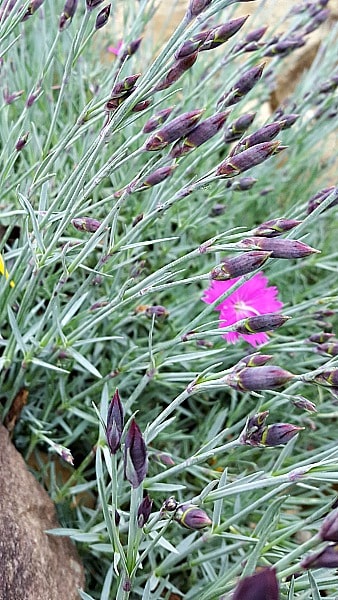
[{"x1": 0, "y1": 425, "x2": 85, "y2": 600}]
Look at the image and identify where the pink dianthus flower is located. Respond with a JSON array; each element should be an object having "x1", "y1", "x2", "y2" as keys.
[
  {"x1": 107, "y1": 39, "x2": 123, "y2": 56},
  {"x1": 202, "y1": 272, "x2": 283, "y2": 347}
]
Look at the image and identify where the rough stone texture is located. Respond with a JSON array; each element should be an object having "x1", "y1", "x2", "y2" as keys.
[{"x1": 0, "y1": 425, "x2": 85, "y2": 600}]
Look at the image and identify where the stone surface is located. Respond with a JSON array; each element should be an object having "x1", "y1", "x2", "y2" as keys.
[{"x1": 0, "y1": 425, "x2": 85, "y2": 600}]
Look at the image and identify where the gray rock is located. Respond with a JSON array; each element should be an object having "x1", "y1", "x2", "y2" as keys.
[{"x1": 0, "y1": 424, "x2": 85, "y2": 600}]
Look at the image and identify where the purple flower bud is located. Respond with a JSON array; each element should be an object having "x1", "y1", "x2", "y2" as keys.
[
  {"x1": 238, "y1": 237, "x2": 320, "y2": 259},
  {"x1": 139, "y1": 165, "x2": 177, "y2": 190},
  {"x1": 106, "y1": 389, "x2": 124, "y2": 454},
  {"x1": 132, "y1": 99, "x2": 152, "y2": 113},
  {"x1": 239, "y1": 411, "x2": 269, "y2": 445},
  {"x1": 145, "y1": 305, "x2": 169, "y2": 318},
  {"x1": 86, "y1": 0, "x2": 104, "y2": 11},
  {"x1": 199, "y1": 16, "x2": 248, "y2": 51},
  {"x1": 264, "y1": 36, "x2": 305, "y2": 57},
  {"x1": 316, "y1": 343, "x2": 338, "y2": 357},
  {"x1": 211, "y1": 251, "x2": 271, "y2": 280},
  {"x1": 174, "y1": 38, "x2": 204, "y2": 59},
  {"x1": 235, "y1": 353, "x2": 273, "y2": 369},
  {"x1": 232, "y1": 568, "x2": 279, "y2": 600},
  {"x1": 15, "y1": 132, "x2": 29, "y2": 152},
  {"x1": 59, "y1": 0, "x2": 78, "y2": 30},
  {"x1": 120, "y1": 37, "x2": 143, "y2": 61},
  {"x1": 264, "y1": 423, "x2": 304, "y2": 446},
  {"x1": 22, "y1": 0, "x2": 45, "y2": 20},
  {"x1": 137, "y1": 495, "x2": 153, "y2": 528},
  {"x1": 308, "y1": 332, "x2": 334, "y2": 344},
  {"x1": 223, "y1": 113, "x2": 256, "y2": 142},
  {"x1": 154, "y1": 52, "x2": 198, "y2": 92},
  {"x1": 174, "y1": 503, "x2": 212, "y2": 530},
  {"x1": 186, "y1": 0, "x2": 212, "y2": 20},
  {"x1": 279, "y1": 113, "x2": 300, "y2": 129},
  {"x1": 3, "y1": 88, "x2": 24, "y2": 104},
  {"x1": 245, "y1": 26, "x2": 267, "y2": 43},
  {"x1": 320, "y1": 509, "x2": 338, "y2": 542},
  {"x1": 142, "y1": 108, "x2": 174, "y2": 133},
  {"x1": 71, "y1": 217, "x2": 103, "y2": 233},
  {"x1": 304, "y1": 9, "x2": 329, "y2": 34},
  {"x1": 238, "y1": 122, "x2": 282, "y2": 150},
  {"x1": 218, "y1": 63, "x2": 265, "y2": 107},
  {"x1": 232, "y1": 177, "x2": 257, "y2": 191},
  {"x1": 226, "y1": 365, "x2": 294, "y2": 391},
  {"x1": 144, "y1": 109, "x2": 205, "y2": 151},
  {"x1": 124, "y1": 419, "x2": 148, "y2": 488},
  {"x1": 307, "y1": 186, "x2": 338, "y2": 214},
  {"x1": 210, "y1": 203, "x2": 226, "y2": 216},
  {"x1": 314, "y1": 369, "x2": 338, "y2": 387},
  {"x1": 252, "y1": 218, "x2": 302, "y2": 237},
  {"x1": 292, "y1": 396, "x2": 317, "y2": 412},
  {"x1": 170, "y1": 110, "x2": 230, "y2": 158},
  {"x1": 301, "y1": 544, "x2": 338, "y2": 569},
  {"x1": 95, "y1": 4, "x2": 110, "y2": 30},
  {"x1": 26, "y1": 87, "x2": 41, "y2": 108},
  {"x1": 234, "y1": 313, "x2": 290, "y2": 334},
  {"x1": 216, "y1": 141, "x2": 284, "y2": 177},
  {"x1": 115, "y1": 509, "x2": 120, "y2": 527},
  {"x1": 110, "y1": 74, "x2": 141, "y2": 98}
]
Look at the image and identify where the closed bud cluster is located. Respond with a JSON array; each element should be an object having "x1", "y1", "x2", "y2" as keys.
[
  {"x1": 59, "y1": 0, "x2": 78, "y2": 30},
  {"x1": 309, "y1": 332, "x2": 334, "y2": 344},
  {"x1": 174, "y1": 503, "x2": 212, "y2": 530},
  {"x1": 137, "y1": 495, "x2": 153, "y2": 528},
  {"x1": 316, "y1": 343, "x2": 338, "y2": 357},
  {"x1": 240, "y1": 411, "x2": 303, "y2": 446},
  {"x1": 142, "y1": 108, "x2": 174, "y2": 133},
  {"x1": 124, "y1": 419, "x2": 148, "y2": 488},
  {"x1": 139, "y1": 165, "x2": 177, "y2": 190},
  {"x1": 226, "y1": 365, "x2": 294, "y2": 391},
  {"x1": 264, "y1": 36, "x2": 305, "y2": 57},
  {"x1": 313, "y1": 369, "x2": 338, "y2": 387},
  {"x1": 105, "y1": 74, "x2": 141, "y2": 112},
  {"x1": 199, "y1": 16, "x2": 248, "y2": 51},
  {"x1": 170, "y1": 111, "x2": 230, "y2": 158},
  {"x1": 301, "y1": 545, "x2": 338, "y2": 569},
  {"x1": 154, "y1": 52, "x2": 198, "y2": 92},
  {"x1": 307, "y1": 186, "x2": 338, "y2": 214},
  {"x1": 252, "y1": 218, "x2": 302, "y2": 237},
  {"x1": 211, "y1": 250, "x2": 271, "y2": 280},
  {"x1": 144, "y1": 109, "x2": 205, "y2": 151},
  {"x1": 223, "y1": 113, "x2": 256, "y2": 143},
  {"x1": 71, "y1": 217, "x2": 103, "y2": 233},
  {"x1": 106, "y1": 389, "x2": 124, "y2": 454},
  {"x1": 216, "y1": 141, "x2": 284, "y2": 177},
  {"x1": 234, "y1": 313, "x2": 290, "y2": 334},
  {"x1": 218, "y1": 64, "x2": 265, "y2": 107},
  {"x1": 232, "y1": 568, "x2": 279, "y2": 600},
  {"x1": 95, "y1": 4, "x2": 111, "y2": 30},
  {"x1": 237, "y1": 237, "x2": 319, "y2": 259}
]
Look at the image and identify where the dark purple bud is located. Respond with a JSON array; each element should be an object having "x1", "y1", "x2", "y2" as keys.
[
  {"x1": 199, "y1": 16, "x2": 248, "y2": 51},
  {"x1": 301, "y1": 544, "x2": 338, "y2": 569},
  {"x1": 218, "y1": 63, "x2": 265, "y2": 107},
  {"x1": 124, "y1": 419, "x2": 148, "y2": 488},
  {"x1": 232, "y1": 568, "x2": 279, "y2": 600},
  {"x1": 155, "y1": 453, "x2": 175, "y2": 466},
  {"x1": 174, "y1": 38, "x2": 204, "y2": 59},
  {"x1": 174, "y1": 503, "x2": 212, "y2": 530},
  {"x1": 26, "y1": 87, "x2": 41, "y2": 108},
  {"x1": 142, "y1": 107, "x2": 174, "y2": 134},
  {"x1": 71, "y1": 217, "x2": 103, "y2": 233},
  {"x1": 210, "y1": 203, "x2": 226, "y2": 216},
  {"x1": 162, "y1": 496, "x2": 179, "y2": 512},
  {"x1": 314, "y1": 369, "x2": 338, "y2": 387},
  {"x1": 137, "y1": 495, "x2": 153, "y2": 527},
  {"x1": 245, "y1": 26, "x2": 267, "y2": 43},
  {"x1": 132, "y1": 213, "x2": 144, "y2": 227},
  {"x1": 235, "y1": 353, "x2": 273, "y2": 369},
  {"x1": 292, "y1": 396, "x2": 317, "y2": 412},
  {"x1": 304, "y1": 9, "x2": 330, "y2": 34},
  {"x1": 216, "y1": 141, "x2": 284, "y2": 177},
  {"x1": 307, "y1": 186, "x2": 338, "y2": 214},
  {"x1": 110, "y1": 74, "x2": 141, "y2": 98},
  {"x1": 226, "y1": 365, "x2": 294, "y2": 391},
  {"x1": 106, "y1": 389, "x2": 124, "y2": 454},
  {"x1": 234, "y1": 313, "x2": 290, "y2": 334},
  {"x1": 316, "y1": 343, "x2": 338, "y2": 357},
  {"x1": 132, "y1": 99, "x2": 152, "y2": 113},
  {"x1": 279, "y1": 113, "x2": 300, "y2": 129},
  {"x1": 139, "y1": 165, "x2": 177, "y2": 189},
  {"x1": 145, "y1": 305, "x2": 169, "y2": 318},
  {"x1": 3, "y1": 89, "x2": 24, "y2": 104},
  {"x1": 59, "y1": 0, "x2": 78, "y2": 30},
  {"x1": 144, "y1": 109, "x2": 205, "y2": 151},
  {"x1": 264, "y1": 37, "x2": 305, "y2": 57},
  {"x1": 170, "y1": 111, "x2": 230, "y2": 158},
  {"x1": 86, "y1": 0, "x2": 104, "y2": 11},
  {"x1": 238, "y1": 122, "x2": 281, "y2": 150},
  {"x1": 90, "y1": 301, "x2": 109, "y2": 310},
  {"x1": 196, "y1": 339, "x2": 214, "y2": 348},
  {"x1": 154, "y1": 52, "x2": 198, "y2": 92},
  {"x1": 15, "y1": 132, "x2": 29, "y2": 152},
  {"x1": 320, "y1": 509, "x2": 338, "y2": 542},
  {"x1": 120, "y1": 37, "x2": 143, "y2": 60},
  {"x1": 308, "y1": 332, "x2": 334, "y2": 344},
  {"x1": 22, "y1": 0, "x2": 45, "y2": 20},
  {"x1": 239, "y1": 411, "x2": 269, "y2": 445},
  {"x1": 95, "y1": 4, "x2": 110, "y2": 30},
  {"x1": 232, "y1": 177, "x2": 257, "y2": 191},
  {"x1": 115, "y1": 509, "x2": 120, "y2": 527},
  {"x1": 252, "y1": 218, "x2": 302, "y2": 237},
  {"x1": 238, "y1": 237, "x2": 320, "y2": 259},
  {"x1": 264, "y1": 423, "x2": 304, "y2": 446},
  {"x1": 186, "y1": 0, "x2": 212, "y2": 20},
  {"x1": 223, "y1": 113, "x2": 256, "y2": 142},
  {"x1": 211, "y1": 251, "x2": 271, "y2": 280},
  {"x1": 319, "y1": 75, "x2": 338, "y2": 94}
]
